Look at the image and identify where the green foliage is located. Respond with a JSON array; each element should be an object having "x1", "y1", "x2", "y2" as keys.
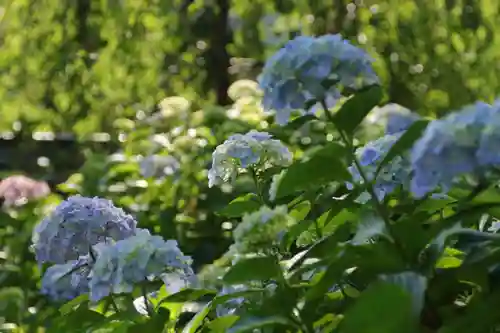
[{"x1": 4, "y1": 1, "x2": 500, "y2": 332}]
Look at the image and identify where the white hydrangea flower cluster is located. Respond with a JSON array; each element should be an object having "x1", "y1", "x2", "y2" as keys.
[{"x1": 208, "y1": 130, "x2": 292, "y2": 188}]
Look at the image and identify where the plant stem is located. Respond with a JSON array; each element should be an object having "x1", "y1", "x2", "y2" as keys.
[
  {"x1": 142, "y1": 284, "x2": 154, "y2": 317},
  {"x1": 250, "y1": 167, "x2": 266, "y2": 205},
  {"x1": 321, "y1": 100, "x2": 391, "y2": 226},
  {"x1": 110, "y1": 296, "x2": 120, "y2": 313}
]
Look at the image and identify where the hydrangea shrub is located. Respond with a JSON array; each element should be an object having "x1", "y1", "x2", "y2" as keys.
[{"x1": 30, "y1": 34, "x2": 500, "y2": 332}]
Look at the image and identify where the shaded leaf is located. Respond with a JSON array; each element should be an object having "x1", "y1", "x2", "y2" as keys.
[
  {"x1": 223, "y1": 257, "x2": 282, "y2": 284},
  {"x1": 380, "y1": 272, "x2": 427, "y2": 317},
  {"x1": 333, "y1": 85, "x2": 384, "y2": 135},
  {"x1": 217, "y1": 194, "x2": 261, "y2": 218},
  {"x1": 227, "y1": 315, "x2": 297, "y2": 333},
  {"x1": 275, "y1": 142, "x2": 349, "y2": 198},
  {"x1": 339, "y1": 281, "x2": 417, "y2": 333}
]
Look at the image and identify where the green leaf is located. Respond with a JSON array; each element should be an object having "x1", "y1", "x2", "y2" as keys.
[
  {"x1": 380, "y1": 272, "x2": 428, "y2": 317},
  {"x1": 227, "y1": 315, "x2": 297, "y2": 333},
  {"x1": 217, "y1": 193, "x2": 261, "y2": 218},
  {"x1": 282, "y1": 219, "x2": 314, "y2": 250},
  {"x1": 339, "y1": 281, "x2": 418, "y2": 333},
  {"x1": 289, "y1": 200, "x2": 311, "y2": 221},
  {"x1": 276, "y1": 142, "x2": 349, "y2": 198},
  {"x1": 289, "y1": 222, "x2": 352, "y2": 271},
  {"x1": 333, "y1": 85, "x2": 384, "y2": 135},
  {"x1": 351, "y1": 211, "x2": 392, "y2": 245},
  {"x1": 205, "y1": 315, "x2": 240, "y2": 331},
  {"x1": 438, "y1": 288, "x2": 500, "y2": 333},
  {"x1": 47, "y1": 306, "x2": 107, "y2": 333},
  {"x1": 223, "y1": 257, "x2": 283, "y2": 284},
  {"x1": 127, "y1": 308, "x2": 170, "y2": 332},
  {"x1": 181, "y1": 301, "x2": 212, "y2": 333},
  {"x1": 157, "y1": 288, "x2": 217, "y2": 304},
  {"x1": 59, "y1": 294, "x2": 90, "y2": 315},
  {"x1": 375, "y1": 119, "x2": 429, "y2": 177},
  {"x1": 181, "y1": 290, "x2": 267, "y2": 333}
]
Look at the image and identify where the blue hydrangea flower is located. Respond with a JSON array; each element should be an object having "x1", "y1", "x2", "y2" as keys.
[
  {"x1": 139, "y1": 155, "x2": 180, "y2": 179},
  {"x1": 477, "y1": 100, "x2": 500, "y2": 166},
  {"x1": 88, "y1": 229, "x2": 194, "y2": 302},
  {"x1": 411, "y1": 102, "x2": 494, "y2": 198},
  {"x1": 386, "y1": 112, "x2": 421, "y2": 134},
  {"x1": 41, "y1": 256, "x2": 90, "y2": 301},
  {"x1": 232, "y1": 205, "x2": 295, "y2": 255},
  {"x1": 32, "y1": 195, "x2": 137, "y2": 265},
  {"x1": 259, "y1": 34, "x2": 379, "y2": 125},
  {"x1": 347, "y1": 133, "x2": 412, "y2": 202},
  {"x1": 208, "y1": 130, "x2": 292, "y2": 188}
]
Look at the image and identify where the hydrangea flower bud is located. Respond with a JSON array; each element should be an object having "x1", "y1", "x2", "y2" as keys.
[
  {"x1": 88, "y1": 229, "x2": 194, "y2": 302},
  {"x1": 347, "y1": 133, "x2": 412, "y2": 202},
  {"x1": 139, "y1": 155, "x2": 180, "y2": 179},
  {"x1": 411, "y1": 102, "x2": 493, "y2": 197},
  {"x1": 208, "y1": 130, "x2": 292, "y2": 188},
  {"x1": 32, "y1": 195, "x2": 137, "y2": 265},
  {"x1": 232, "y1": 205, "x2": 295, "y2": 255},
  {"x1": 41, "y1": 256, "x2": 90, "y2": 301},
  {"x1": 259, "y1": 34, "x2": 379, "y2": 125}
]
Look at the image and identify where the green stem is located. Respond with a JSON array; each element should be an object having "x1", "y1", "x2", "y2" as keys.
[
  {"x1": 321, "y1": 100, "x2": 391, "y2": 226},
  {"x1": 250, "y1": 167, "x2": 266, "y2": 205},
  {"x1": 142, "y1": 284, "x2": 154, "y2": 317},
  {"x1": 110, "y1": 296, "x2": 120, "y2": 313}
]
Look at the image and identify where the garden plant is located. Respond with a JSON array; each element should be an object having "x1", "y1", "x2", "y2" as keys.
[{"x1": 13, "y1": 33, "x2": 500, "y2": 333}]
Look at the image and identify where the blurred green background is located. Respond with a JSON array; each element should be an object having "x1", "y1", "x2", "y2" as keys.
[{"x1": 1, "y1": 0, "x2": 500, "y2": 330}]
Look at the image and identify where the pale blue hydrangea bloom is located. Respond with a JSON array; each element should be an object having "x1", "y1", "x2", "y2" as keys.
[
  {"x1": 386, "y1": 112, "x2": 421, "y2": 134},
  {"x1": 347, "y1": 133, "x2": 412, "y2": 202},
  {"x1": 232, "y1": 205, "x2": 295, "y2": 255},
  {"x1": 208, "y1": 130, "x2": 292, "y2": 188},
  {"x1": 88, "y1": 229, "x2": 194, "y2": 302},
  {"x1": 32, "y1": 196, "x2": 137, "y2": 265},
  {"x1": 41, "y1": 256, "x2": 90, "y2": 301},
  {"x1": 259, "y1": 34, "x2": 379, "y2": 125},
  {"x1": 139, "y1": 155, "x2": 180, "y2": 179},
  {"x1": 477, "y1": 100, "x2": 500, "y2": 166},
  {"x1": 411, "y1": 102, "x2": 494, "y2": 197}
]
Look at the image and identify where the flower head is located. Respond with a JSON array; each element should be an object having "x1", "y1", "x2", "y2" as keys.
[
  {"x1": 411, "y1": 102, "x2": 493, "y2": 197},
  {"x1": 232, "y1": 205, "x2": 295, "y2": 255},
  {"x1": 139, "y1": 155, "x2": 180, "y2": 179},
  {"x1": 32, "y1": 196, "x2": 137, "y2": 265},
  {"x1": 347, "y1": 133, "x2": 412, "y2": 202},
  {"x1": 89, "y1": 229, "x2": 194, "y2": 302},
  {"x1": 259, "y1": 34, "x2": 378, "y2": 124},
  {"x1": 41, "y1": 256, "x2": 90, "y2": 301},
  {"x1": 158, "y1": 96, "x2": 191, "y2": 119},
  {"x1": 227, "y1": 79, "x2": 261, "y2": 101},
  {"x1": 477, "y1": 100, "x2": 500, "y2": 166},
  {"x1": 0, "y1": 175, "x2": 50, "y2": 207},
  {"x1": 208, "y1": 131, "x2": 292, "y2": 188}
]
